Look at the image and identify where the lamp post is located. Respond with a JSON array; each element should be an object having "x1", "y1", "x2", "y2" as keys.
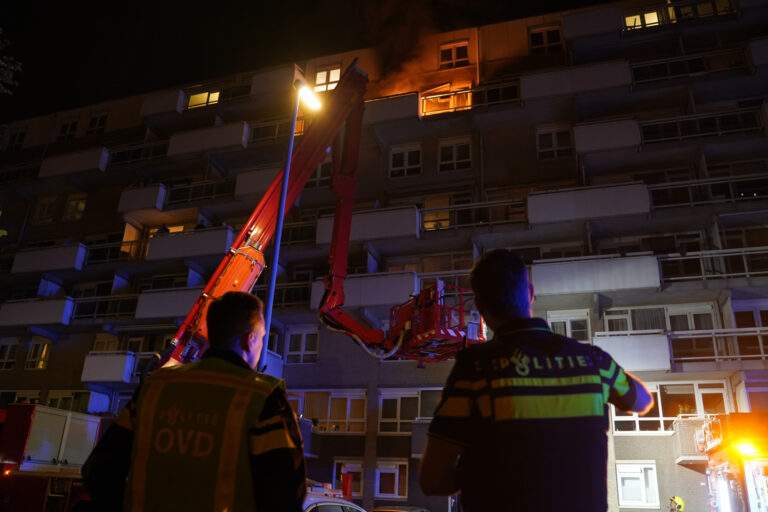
[{"x1": 261, "y1": 81, "x2": 321, "y2": 371}]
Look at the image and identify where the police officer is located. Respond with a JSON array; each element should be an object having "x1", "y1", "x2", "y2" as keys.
[
  {"x1": 83, "y1": 292, "x2": 306, "y2": 511},
  {"x1": 419, "y1": 250, "x2": 654, "y2": 511}
]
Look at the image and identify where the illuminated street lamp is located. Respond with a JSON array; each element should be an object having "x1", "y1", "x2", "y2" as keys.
[{"x1": 261, "y1": 79, "x2": 322, "y2": 371}]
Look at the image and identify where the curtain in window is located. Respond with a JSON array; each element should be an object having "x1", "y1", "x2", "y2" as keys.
[{"x1": 631, "y1": 308, "x2": 666, "y2": 330}]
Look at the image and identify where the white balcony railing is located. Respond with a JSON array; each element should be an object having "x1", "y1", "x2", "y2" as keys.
[
  {"x1": 72, "y1": 295, "x2": 138, "y2": 320},
  {"x1": 254, "y1": 282, "x2": 312, "y2": 307},
  {"x1": 85, "y1": 240, "x2": 146, "y2": 266},
  {"x1": 419, "y1": 199, "x2": 526, "y2": 232},
  {"x1": 81, "y1": 351, "x2": 158, "y2": 385},
  {"x1": 658, "y1": 246, "x2": 768, "y2": 282},
  {"x1": 109, "y1": 140, "x2": 169, "y2": 166}
]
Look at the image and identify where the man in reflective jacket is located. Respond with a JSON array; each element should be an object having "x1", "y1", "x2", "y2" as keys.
[
  {"x1": 419, "y1": 250, "x2": 654, "y2": 511},
  {"x1": 83, "y1": 291, "x2": 306, "y2": 512}
]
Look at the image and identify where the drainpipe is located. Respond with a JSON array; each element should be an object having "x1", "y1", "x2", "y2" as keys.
[{"x1": 475, "y1": 26, "x2": 481, "y2": 86}]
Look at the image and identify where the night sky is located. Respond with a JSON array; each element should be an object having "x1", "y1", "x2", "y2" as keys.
[{"x1": 0, "y1": 0, "x2": 611, "y2": 123}]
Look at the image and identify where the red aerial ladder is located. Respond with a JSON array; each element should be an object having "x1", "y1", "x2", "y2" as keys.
[{"x1": 164, "y1": 62, "x2": 484, "y2": 367}]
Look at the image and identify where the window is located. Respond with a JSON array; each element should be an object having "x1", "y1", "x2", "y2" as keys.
[
  {"x1": 547, "y1": 310, "x2": 590, "y2": 342},
  {"x1": 389, "y1": 145, "x2": 421, "y2": 178},
  {"x1": 421, "y1": 191, "x2": 474, "y2": 231},
  {"x1": 288, "y1": 390, "x2": 366, "y2": 432},
  {"x1": 25, "y1": 338, "x2": 51, "y2": 370},
  {"x1": 187, "y1": 90, "x2": 220, "y2": 109},
  {"x1": 537, "y1": 128, "x2": 572, "y2": 159},
  {"x1": 63, "y1": 193, "x2": 87, "y2": 221},
  {"x1": 379, "y1": 389, "x2": 441, "y2": 433},
  {"x1": 439, "y1": 41, "x2": 469, "y2": 69},
  {"x1": 624, "y1": 10, "x2": 662, "y2": 30},
  {"x1": 613, "y1": 381, "x2": 730, "y2": 432},
  {"x1": 421, "y1": 83, "x2": 472, "y2": 116},
  {"x1": 58, "y1": 120, "x2": 78, "y2": 141},
  {"x1": 438, "y1": 138, "x2": 471, "y2": 172},
  {"x1": 307, "y1": 157, "x2": 332, "y2": 188},
  {"x1": 333, "y1": 459, "x2": 363, "y2": 497},
  {"x1": 616, "y1": 462, "x2": 659, "y2": 507},
  {"x1": 47, "y1": 390, "x2": 91, "y2": 413},
  {"x1": 86, "y1": 113, "x2": 107, "y2": 135},
  {"x1": 375, "y1": 460, "x2": 408, "y2": 498},
  {"x1": 286, "y1": 329, "x2": 318, "y2": 363},
  {"x1": 92, "y1": 333, "x2": 119, "y2": 352},
  {"x1": 314, "y1": 67, "x2": 341, "y2": 93},
  {"x1": 32, "y1": 196, "x2": 57, "y2": 224},
  {"x1": 0, "y1": 338, "x2": 18, "y2": 370},
  {"x1": 6, "y1": 129, "x2": 25, "y2": 151},
  {"x1": 266, "y1": 330, "x2": 281, "y2": 355},
  {"x1": 529, "y1": 26, "x2": 563, "y2": 54},
  {"x1": 602, "y1": 304, "x2": 715, "y2": 333}
]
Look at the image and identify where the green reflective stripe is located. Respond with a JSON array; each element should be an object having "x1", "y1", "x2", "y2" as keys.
[
  {"x1": 494, "y1": 393, "x2": 604, "y2": 420},
  {"x1": 492, "y1": 375, "x2": 601, "y2": 389},
  {"x1": 599, "y1": 360, "x2": 617, "y2": 380},
  {"x1": 602, "y1": 383, "x2": 610, "y2": 402},
  {"x1": 613, "y1": 368, "x2": 631, "y2": 397}
]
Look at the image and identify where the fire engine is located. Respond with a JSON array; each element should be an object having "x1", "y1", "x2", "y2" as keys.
[
  {"x1": 0, "y1": 61, "x2": 484, "y2": 510},
  {"x1": 698, "y1": 413, "x2": 768, "y2": 511}
]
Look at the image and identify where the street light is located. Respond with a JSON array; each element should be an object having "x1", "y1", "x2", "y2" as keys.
[{"x1": 261, "y1": 79, "x2": 322, "y2": 371}]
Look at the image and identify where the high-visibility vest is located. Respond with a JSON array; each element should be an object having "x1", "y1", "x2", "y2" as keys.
[{"x1": 124, "y1": 357, "x2": 283, "y2": 512}]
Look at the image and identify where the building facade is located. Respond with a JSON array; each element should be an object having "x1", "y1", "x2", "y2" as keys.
[{"x1": 1, "y1": 0, "x2": 767, "y2": 510}]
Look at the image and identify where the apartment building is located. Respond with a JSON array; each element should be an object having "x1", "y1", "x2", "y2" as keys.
[{"x1": 1, "y1": 0, "x2": 767, "y2": 510}]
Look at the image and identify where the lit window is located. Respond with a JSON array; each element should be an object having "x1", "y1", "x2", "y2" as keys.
[
  {"x1": 389, "y1": 145, "x2": 421, "y2": 178},
  {"x1": 375, "y1": 460, "x2": 408, "y2": 498},
  {"x1": 333, "y1": 459, "x2": 363, "y2": 497},
  {"x1": 92, "y1": 333, "x2": 119, "y2": 352},
  {"x1": 529, "y1": 27, "x2": 563, "y2": 54},
  {"x1": 86, "y1": 113, "x2": 107, "y2": 135},
  {"x1": 288, "y1": 390, "x2": 366, "y2": 432},
  {"x1": 286, "y1": 329, "x2": 318, "y2": 364},
  {"x1": 624, "y1": 9, "x2": 664, "y2": 30},
  {"x1": 25, "y1": 338, "x2": 51, "y2": 370},
  {"x1": 6, "y1": 129, "x2": 25, "y2": 151},
  {"x1": 32, "y1": 196, "x2": 57, "y2": 224},
  {"x1": 0, "y1": 338, "x2": 18, "y2": 370},
  {"x1": 438, "y1": 138, "x2": 472, "y2": 172},
  {"x1": 314, "y1": 67, "x2": 341, "y2": 93},
  {"x1": 536, "y1": 128, "x2": 573, "y2": 160},
  {"x1": 187, "y1": 91, "x2": 220, "y2": 109},
  {"x1": 58, "y1": 120, "x2": 78, "y2": 141},
  {"x1": 616, "y1": 463, "x2": 659, "y2": 507},
  {"x1": 439, "y1": 41, "x2": 469, "y2": 69},
  {"x1": 63, "y1": 193, "x2": 87, "y2": 221}
]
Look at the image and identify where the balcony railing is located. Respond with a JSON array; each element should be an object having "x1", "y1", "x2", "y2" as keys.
[
  {"x1": 0, "y1": 163, "x2": 38, "y2": 186},
  {"x1": 631, "y1": 47, "x2": 749, "y2": 84},
  {"x1": 85, "y1": 240, "x2": 147, "y2": 266},
  {"x1": 668, "y1": 327, "x2": 768, "y2": 362},
  {"x1": 73, "y1": 295, "x2": 138, "y2": 320},
  {"x1": 622, "y1": 0, "x2": 738, "y2": 33},
  {"x1": 658, "y1": 246, "x2": 768, "y2": 282},
  {"x1": 282, "y1": 221, "x2": 317, "y2": 245},
  {"x1": 419, "y1": 270, "x2": 472, "y2": 294},
  {"x1": 249, "y1": 117, "x2": 305, "y2": 144},
  {"x1": 419, "y1": 199, "x2": 526, "y2": 232},
  {"x1": 109, "y1": 141, "x2": 169, "y2": 166},
  {"x1": 648, "y1": 173, "x2": 768, "y2": 208},
  {"x1": 420, "y1": 80, "x2": 520, "y2": 116},
  {"x1": 165, "y1": 180, "x2": 236, "y2": 206},
  {"x1": 255, "y1": 282, "x2": 312, "y2": 307},
  {"x1": 640, "y1": 107, "x2": 763, "y2": 144}
]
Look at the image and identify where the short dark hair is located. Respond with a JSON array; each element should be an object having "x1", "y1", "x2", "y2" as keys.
[
  {"x1": 470, "y1": 249, "x2": 530, "y2": 319},
  {"x1": 206, "y1": 292, "x2": 264, "y2": 348}
]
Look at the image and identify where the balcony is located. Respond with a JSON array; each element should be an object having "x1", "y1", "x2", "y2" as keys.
[
  {"x1": 420, "y1": 199, "x2": 526, "y2": 233},
  {"x1": 631, "y1": 47, "x2": 749, "y2": 84},
  {"x1": 139, "y1": 89, "x2": 186, "y2": 117},
  {"x1": 531, "y1": 255, "x2": 661, "y2": 295},
  {"x1": 109, "y1": 140, "x2": 168, "y2": 166},
  {"x1": 593, "y1": 331, "x2": 672, "y2": 371},
  {"x1": 249, "y1": 117, "x2": 302, "y2": 145},
  {"x1": 310, "y1": 271, "x2": 419, "y2": 309},
  {"x1": 365, "y1": 94, "x2": 419, "y2": 125},
  {"x1": 72, "y1": 295, "x2": 137, "y2": 321},
  {"x1": 420, "y1": 80, "x2": 520, "y2": 117},
  {"x1": 640, "y1": 107, "x2": 763, "y2": 144},
  {"x1": 573, "y1": 119, "x2": 641, "y2": 153},
  {"x1": 254, "y1": 282, "x2": 312, "y2": 308},
  {"x1": 0, "y1": 297, "x2": 75, "y2": 326},
  {"x1": 282, "y1": 221, "x2": 317, "y2": 245},
  {"x1": 165, "y1": 180, "x2": 236, "y2": 206},
  {"x1": 146, "y1": 226, "x2": 235, "y2": 261},
  {"x1": 167, "y1": 121, "x2": 249, "y2": 156},
  {"x1": 235, "y1": 166, "x2": 280, "y2": 197},
  {"x1": 134, "y1": 286, "x2": 203, "y2": 319},
  {"x1": 11, "y1": 243, "x2": 87, "y2": 273},
  {"x1": 658, "y1": 246, "x2": 768, "y2": 283},
  {"x1": 85, "y1": 240, "x2": 146, "y2": 266},
  {"x1": 648, "y1": 173, "x2": 768, "y2": 209},
  {"x1": 81, "y1": 351, "x2": 148, "y2": 385},
  {"x1": 39, "y1": 147, "x2": 109, "y2": 178},
  {"x1": 0, "y1": 163, "x2": 38, "y2": 186},
  {"x1": 521, "y1": 61, "x2": 631, "y2": 101},
  {"x1": 315, "y1": 207, "x2": 420, "y2": 244},
  {"x1": 621, "y1": 0, "x2": 739, "y2": 33},
  {"x1": 668, "y1": 327, "x2": 768, "y2": 364},
  {"x1": 528, "y1": 183, "x2": 649, "y2": 224}
]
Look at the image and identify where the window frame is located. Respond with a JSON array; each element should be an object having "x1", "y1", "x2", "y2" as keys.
[
  {"x1": 285, "y1": 327, "x2": 319, "y2": 364},
  {"x1": 32, "y1": 196, "x2": 57, "y2": 224},
  {"x1": 438, "y1": 137, "x2": 472, "y2": 172},
  {"x1": 378, "y1": 388, "x2": 442, "y2": 434},
  {"x1": 25, "y1": 338, "x2": 51, "y2": 370},
  {"x1": 62, "y1": 193, "x2": 87, "y2": 221},
  {"x1": 615, "y1": 461, "x2": 660, "y2": 508},
  {"x1": 0, "y1": 338, "x2": 18, "y2": 370},
  {"x1": 86, "y1": 113, "x2": 108, "y2": 135},
  {"x1": 314, "y1": 66, "x2": 342, "y2": 93},
  {"x1": 389, "y1": 144, "x2": 422, "y2": 179},
  {"x1": 333, "y1": 458, "x2": 364, "y2": 497},
  {"x1": 306, "y1": 156, "x2": 332, "y2": 188},
  {"x1": 287, "y1": 389, "x2": 367, "y2": 434},
  {"x1": 547, "y1": 309, "x2": 591, "y2": 342},
  {"x1": 528, "y1": 26, "x2": 563, "y2": 54},
  {"x1": 438, "y1": 41, "x2": 470, "y2": 70},
  {"x1": 536, "y1": 127, "x2": 573, "y2": 160},
  {"x1": 187, "y1": 90, "x2": 220, "y2": 109},
  {"x1": 57, "y1": 119, "x2": 79, "y2": 141},
  {"x1": 374, "y1": 459, "x2": 409, "y2": 499},
  {"x1": 6, "y1": 129, "x2": 26, "y2": 151}
]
